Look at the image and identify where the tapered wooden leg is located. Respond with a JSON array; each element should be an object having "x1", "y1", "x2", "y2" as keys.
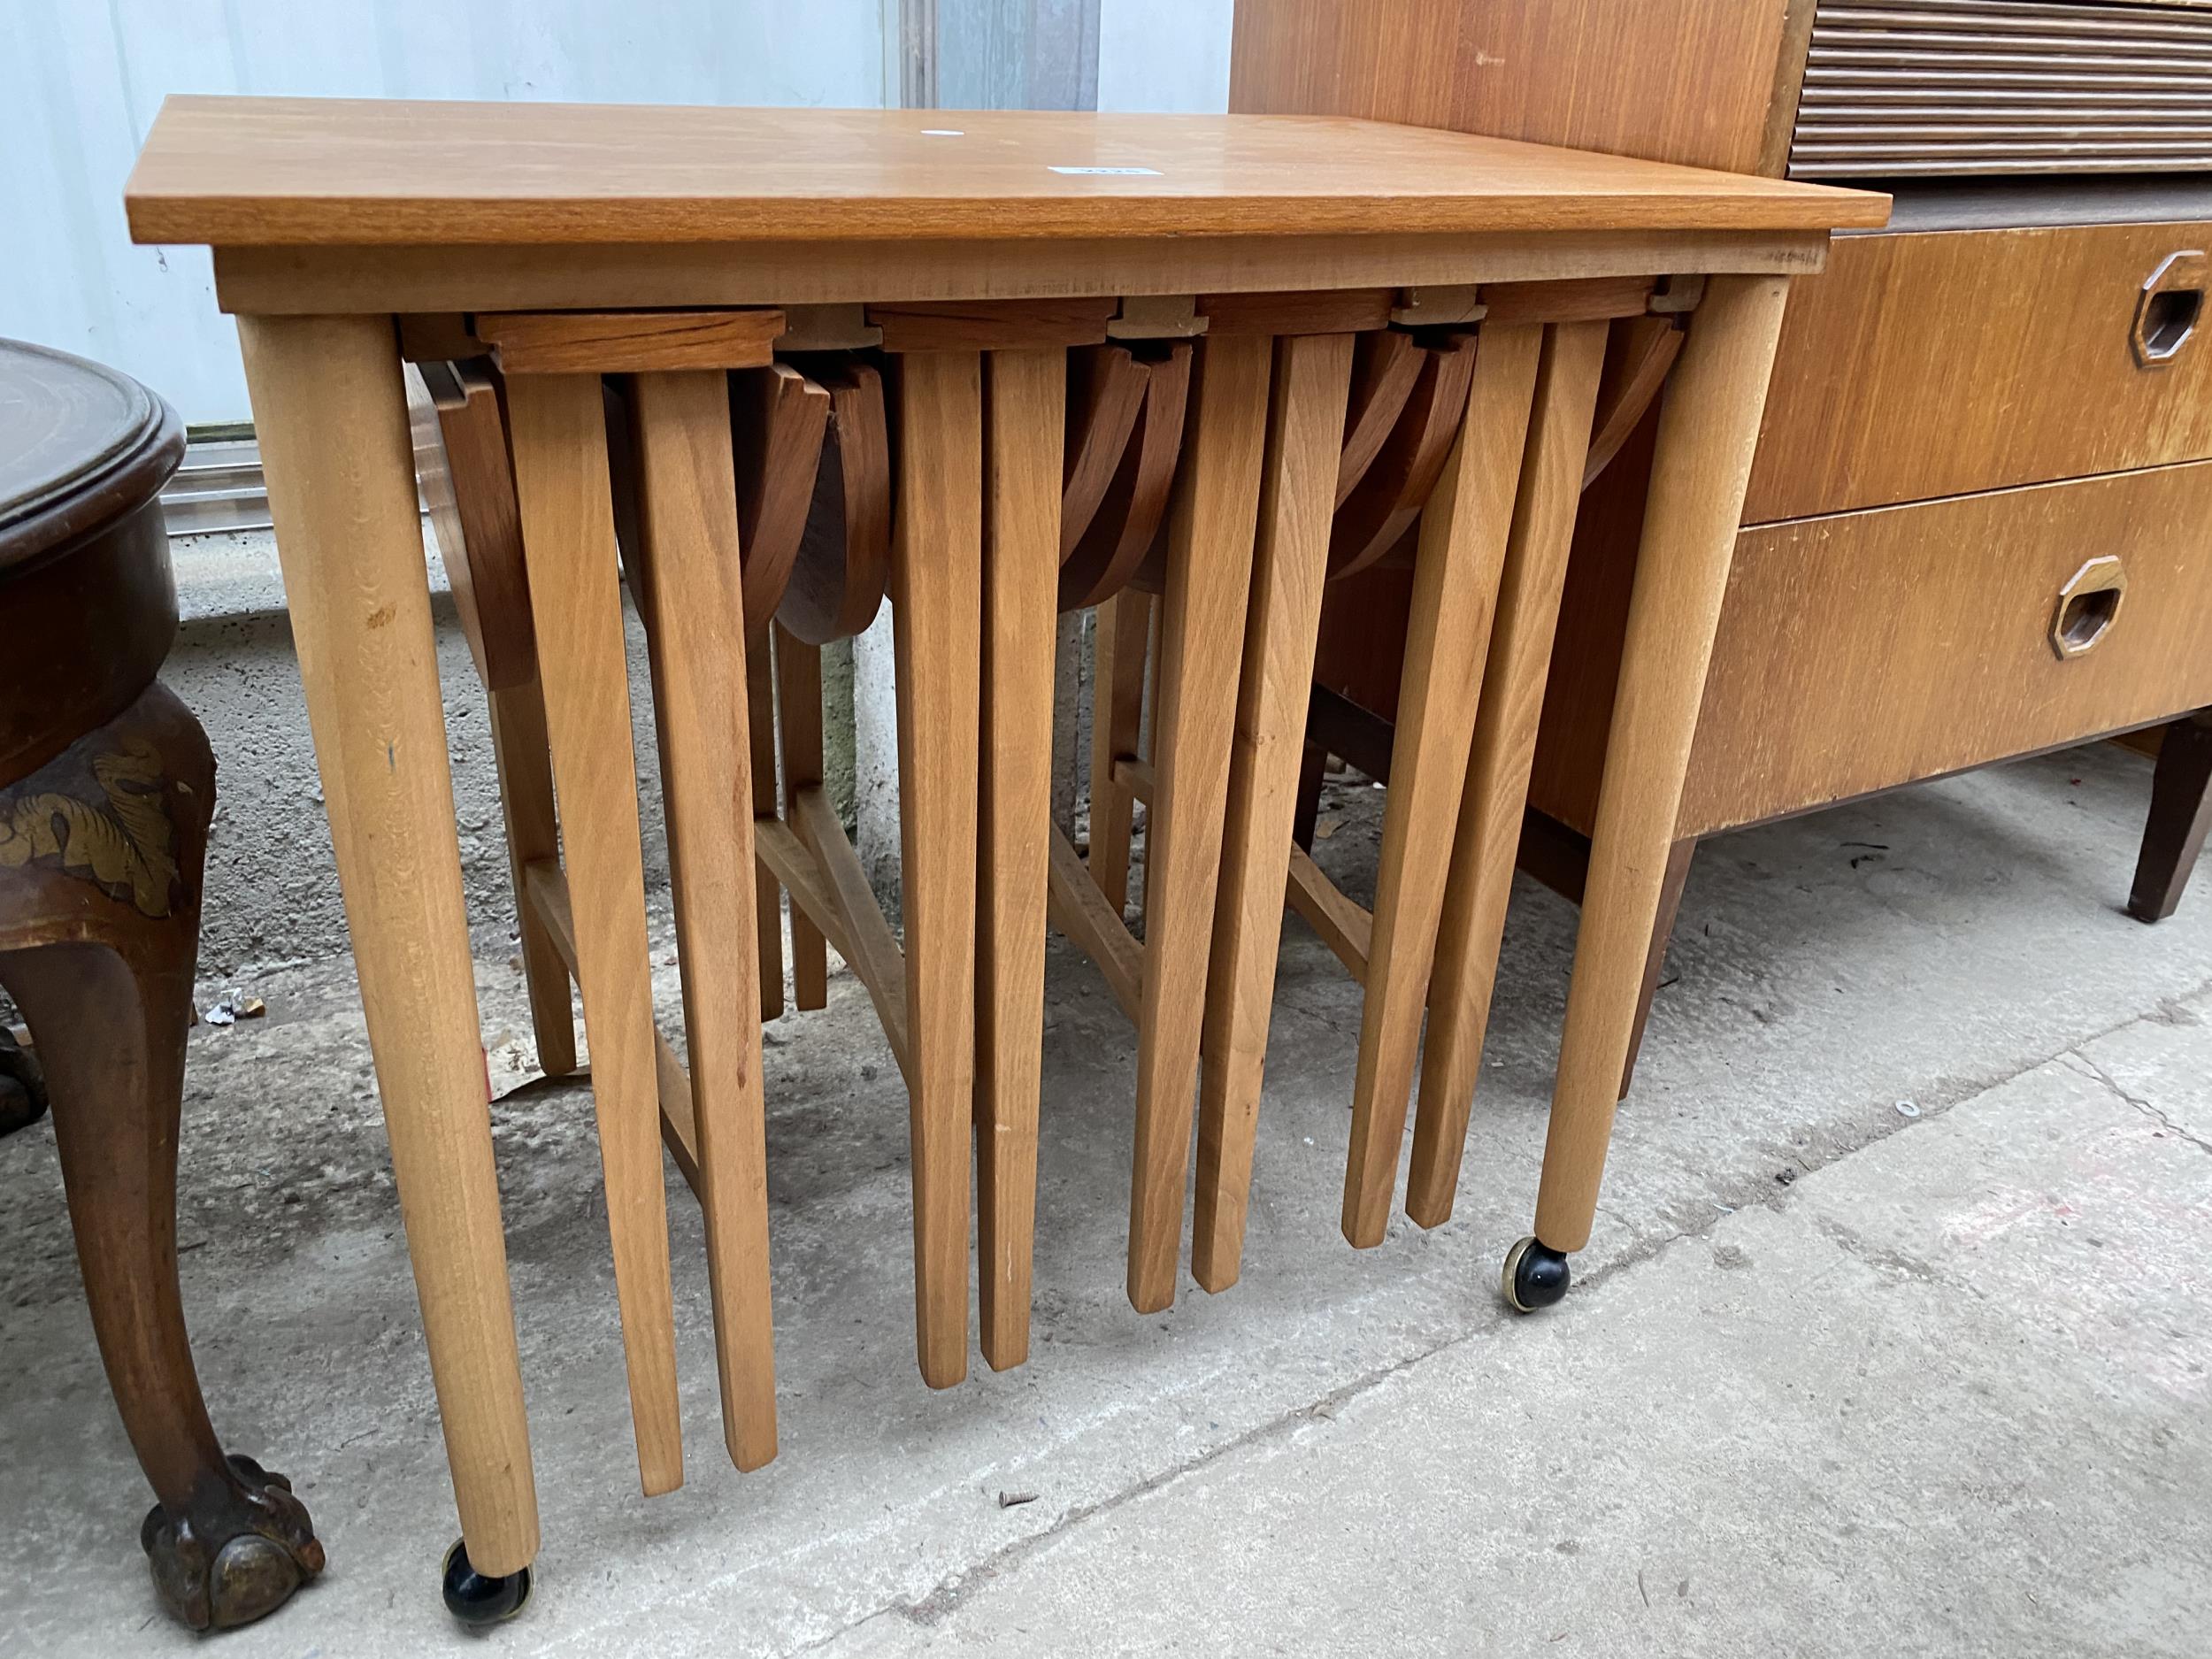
[
  {"x1": 237, "y1": 313, "x2": 538, "y2": 1575},
  {"x1": 2129, "y1": 708, "x2": 2212, "y2": 922},
  {"x1": 775, "y1": 629, "x2": 832, "y2": 1010},
  {"x1": 891, "y1": 350, "x2": 984, "y2": 1387},
  {"x1": 1619, "y1": 836, "x2": 1696, "y2": 1099},
  {"x1": 1, "y1": 686, "x2": 323, "y2": 1632},
  {"x1": 626, "y1": 369, "x2": 778, "y2": 1472},
  {"x1": 1340, "y1": 326, "x2": 1543, "y2": 1248},
  {"x1": 505, "y1": 369, "x2": 683, "y2": 1494},
  {"x1": 975, "y1": 347, "x2": 1064, "y2": 1371},
  {"x1": 1533, "y1": 274, "x2": 1792, "y2": 1257},
  {"x1": 1087, "y1": 590, "x2": 1152, "y2": 915},
  {"x1": 747, "y1": 640, "x2": 787, "y2": 1018},
  {"x1": 1404, "y1": 320, "x2": 1609, "y2": 1229},
  {"x1": 1126, "y1": 333, "x2": 1273, "y2": 1314},
  {"x1": 487, "y1": 677, "x2": 576, "y2": 1077},
  {"x1": 1191, "y1": 330, "x2": 1355, "y2": 1293},
  {"x1": 1139, "y1": 597, "x2": 1167, "y2": 920}
]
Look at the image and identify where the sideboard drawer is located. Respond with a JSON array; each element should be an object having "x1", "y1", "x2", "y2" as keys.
[
  {"x1": 1682, "y1": 459, "x2": 2212, "y2": 836},
  {"x1": 1744, "y1": 217, "x2": 2212, "y2": 523}
]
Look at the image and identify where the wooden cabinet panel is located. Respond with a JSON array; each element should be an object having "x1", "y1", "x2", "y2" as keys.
[
  {"x1": 1228, "y1": 0, "x2": 1801, "y2": 176},
  {"x1": 1681, "y1": 460, "x2": 2212, "y2": 834},
  {"x1": 1747, "y1": 218, "x2": 2212, "y2": 521}
]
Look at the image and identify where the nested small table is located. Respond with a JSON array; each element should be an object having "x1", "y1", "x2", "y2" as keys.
[{"x1": 125, "y1": 96, "x2": 1880, "y2": 1620}]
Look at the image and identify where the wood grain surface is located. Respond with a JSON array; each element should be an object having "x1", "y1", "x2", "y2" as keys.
[
  {"x1": 479, "y1": 310, "x2": 780, "y2": 374},
  {"x1": 975, "y1": 347, "x2": 1064, "y2": 1372},
  {"x1": 1191, "y1": 329, "x2": 1354, "y2": 1292},
  {"x1": 128, "y1": 97, "x2": 1886, "y2": 248},
  {"x1": 1744, "y1": 219, "x2": 2212, "y2": 523},
  {"x1": 1534, "y1": 274, "x2": 1790, "y2": 1256},
  {"x1": 1405, "y1": 320, "x2": 1609, "y2": 1230},
  {"x1": 506, "y1": 370, "x2": 684, "y2": 1494},
  {"x1": 1339, "y1": 325, "x2": 1542, "y2": 1250},
  {"x1": 1687, "y1": 459, "x2": 2212, "y2": 836},
  {"x1": 1125, "y1": 334, "x2": 1273, "y2": 1315},
  {"x1": 210, "y1": 229, "x2": 1836, "y2": 319},
  {"x1": 238, "y1": 312, "x2": 540, "y2": 1573},
  {"x1": 1230, "y1": 0, "x2": 1801, "y2": 176},
  {"x1": 887, "y1": 350, "x2": 984, "y2": 1387},
  {"x1": 624, "y1": 368, "x2": 779, "y2": 1474}
]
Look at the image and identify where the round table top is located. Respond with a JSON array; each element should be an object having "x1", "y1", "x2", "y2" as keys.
[{"x1": 0, "y1": 338, "x2": 183, "y2": 578}]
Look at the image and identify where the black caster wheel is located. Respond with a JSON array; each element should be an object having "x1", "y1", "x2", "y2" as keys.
[
  {"x1": 442, "y1": 1540, "x2": 533, "y2": 1625},
  {"x1": 1501, "y1": 1236, "x2": 1571, "y2": 1313}
]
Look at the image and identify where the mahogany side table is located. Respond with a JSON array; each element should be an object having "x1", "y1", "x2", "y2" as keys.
[{"x1": 0, "y1": 337, "x2": 325, "y2": 1630}]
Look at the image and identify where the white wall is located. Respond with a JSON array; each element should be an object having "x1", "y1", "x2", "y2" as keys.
[
  {"x1": 1094, "y1": 0, "x2": 1232, "y2": 114},
  {"x1": 2, "y1": 0, "x2": 893, "y2": 423}
]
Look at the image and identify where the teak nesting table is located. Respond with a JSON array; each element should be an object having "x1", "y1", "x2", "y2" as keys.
[{"x1": 125, "y1": 96, "x2": 1882, "y2": 1623}]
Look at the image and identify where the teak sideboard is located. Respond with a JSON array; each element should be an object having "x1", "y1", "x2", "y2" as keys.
[{"x1": 1236, "y1": 0, "x2": 2212, "y2": 1087}]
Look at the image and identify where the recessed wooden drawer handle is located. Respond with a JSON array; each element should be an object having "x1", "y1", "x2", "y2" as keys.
[
  {"x1": 2133, "y1": 251, "x2": 2206, "y2": 369},
  {"x1": 2052, "y1": 556, "x2": 2126, "y2": 659}
]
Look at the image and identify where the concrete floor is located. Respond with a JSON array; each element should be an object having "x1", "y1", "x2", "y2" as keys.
[{"x1": 4, "y1": 740, "x2": 2210, "y2": 1656}]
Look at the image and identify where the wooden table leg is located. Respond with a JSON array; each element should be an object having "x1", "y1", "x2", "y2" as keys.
[
  {"x1": 1404, "y1": 319, "x2": 1609, "y2": 1228},
  {"x1": 626, "y1": 368, "x2": 779, "y2": 1472},
  {"x1": 747, "y1": 642, "x2": 787, "y2": 1018},
  {"x1": 775, "y1": 629, "x2": 832, "y2": 1010},
  {"x1": 486, "y1": 677, "x2": 576, "y2": 1077},
  {"x1": 1, "y1": 685, "x2": 325, "y2": 1632},
  {"x1": 891, "y1": 350, "x2": 984, "y2": 1387},
  {"x1": 505, "y1": 369, "x2": 684, "y2": 1494},
  {"x1": 1519, "y1": 274, "x2": 1791, "y2": 1307},
  {"x1": 1340, "y1": 326, "x2": 1542, "y2": 1249},
  {"x1": 1087, "y1": 590, "x2": 1152, "y2": 915},
  {"x1": 975, "y1": 347, "x2": 1064, "y2": 1371},
  {"x1": 1126, "y1": 333, "x2": 1272, "y2": 1315},
  {"x1": 236, "y1": 314, "x2": 539, "y2": 1596},
  {"x1": 1190, "y1": 330, "x2": 1354, "y2": 1293}
]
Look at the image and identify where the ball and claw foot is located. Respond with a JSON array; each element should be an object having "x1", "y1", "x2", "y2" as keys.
[
  {"x1": 141, "y1": 1453, "x2": 325, "y2": 1631},
  {"x1": 443, "y1": 1539, "x2": 534, "y2": 1624},
  {"x1": 1502, "y1": 1236, "x2": 1571, "y2": 1313}
]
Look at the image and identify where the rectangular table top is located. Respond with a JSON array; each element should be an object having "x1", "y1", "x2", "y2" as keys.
[{"x1": 127, "y1": 97, "x2": 1888, "y2": 250}]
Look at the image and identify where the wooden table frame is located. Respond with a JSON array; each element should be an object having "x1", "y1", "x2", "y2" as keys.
[
  {"x1": 236, "y1": 265, "x2": 1792, "y2": 1586},
  {"x1": 128, "y1": 96, "x2": 1878, "y2": 1608},
  {"x1": 1080, "y1": 272, "x2": 1790, "y2": 1306}
]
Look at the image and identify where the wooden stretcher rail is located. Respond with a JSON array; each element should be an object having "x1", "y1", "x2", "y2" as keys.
[
  {"x1": 753, "y1": 793, "x2": 915, "y2": 1086},
  {"x1": 1044, "y1": 825, "x2": 1144, "y2": 1023},
  {"x1": 520, "y1": 857, "x2": 706, "y2": 1194},
  {"x1": 1110, "y1": 754, "x2": 1376, "y2": 984},
  {"x1": 789, "y1": 788, "x2": 911, "y2": 1083},
  {"x1": 1285, "y1": 845, "x2": 1374, "y2": 985},
  {"x1": 749, "y1": 820, "x2": 853, "y2": 976}
]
